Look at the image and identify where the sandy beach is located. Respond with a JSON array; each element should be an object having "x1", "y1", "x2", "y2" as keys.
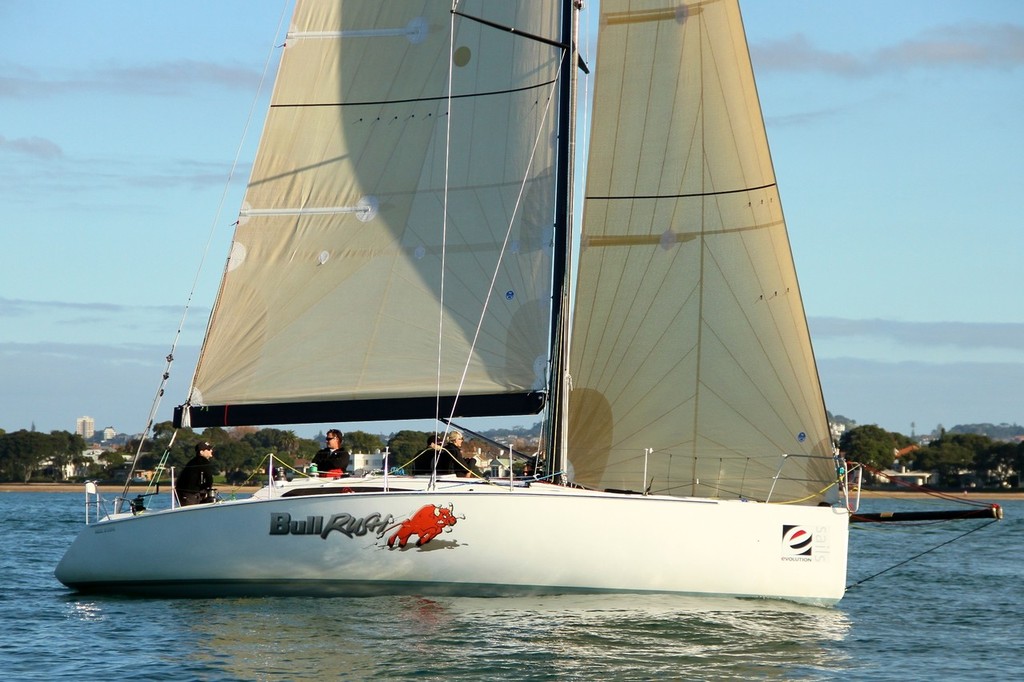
[{"x1": 1, "y1": 481, "x2": 1020, "y2": 500}]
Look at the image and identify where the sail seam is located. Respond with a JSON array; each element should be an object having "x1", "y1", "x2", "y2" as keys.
[
  {"x1": 586, "y1": 182, "x2": 776, "y2": 200},
  {"x1": 268, "y1": 80, "x2": 557, "y2": 109}
]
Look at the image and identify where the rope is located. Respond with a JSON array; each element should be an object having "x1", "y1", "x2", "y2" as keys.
[
  {"x1": 118, "y1": 6, "x2": 290, "y2": 510},
  {"x1": 775, "y1": 479, "x2": 842, "y2": 505},
  {"x1": 857, "y1": 462, "x2": 998, "y2": 508},
  {"x1": 846, "y1": 518, "x2": 1001, "y2": 591},
  {"x1": 434, "y1": 8, "x2": 457, "y2": 441},
  {"x1": 399, "y1": 444, "x2": 486, "y2": 480}
]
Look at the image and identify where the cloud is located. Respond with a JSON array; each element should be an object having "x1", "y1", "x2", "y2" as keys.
[
  {"x1": 0, "y1": 155, "x2": 249, "y2": 205},
  {"x1": 752, "y1": 34, "x2": 866, "y2": 77},
  {"x1": 90, "y1": 59, "x2": 263, "y2": 95},
  {"x1": 819, "y1": 357, "x2": 1024, "y2": 434},
  {"x1": 0, "y1": 297, "x2": 183, "y2": 317},
  {"x1": 0, "y1": 297, "x2": 209, "y2": 348},
  {"x1": 751, "y1": 22, "x2": 1024, "y2": 77},
  {"x1": 0, "y1": 340, "x2": 199, "y2": 435},
  {"x1": 120, "y1": 160, "x2": 252, "y2": 191},
  {"x1": 810, "y1": 317, "x2": 1024, "y2": 353},
  {"x1": 0, "y1": 133, "x2": 62, "y2": 158},
  {"x1": 878, "y1": 23, "x2": 1024, "y2": 70},
  {"x1": 0, "y1": 59, "x2": 261, "y2": 99},
  {"x1": 806, "y1": 318, "x2": 1024, "y2": 432},
  {"x1": 2, "y1": 313, "x2": 1018, "y2": 440}
]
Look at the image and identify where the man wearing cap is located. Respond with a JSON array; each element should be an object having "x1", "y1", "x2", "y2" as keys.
[
  {"x1": 312, "y1": 428, "x2": 350, "y2": 477},
  {"x1": 176, "y1": 442, "x2": 216, "y2": 506}
]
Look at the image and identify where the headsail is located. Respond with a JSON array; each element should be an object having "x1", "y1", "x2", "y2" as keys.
[
  {"x1": 567, "y1": 0, "x2": 835, "y2": 503},
  {"x1": 177, "y1": 2, "x2": 564, "y2": 427}
]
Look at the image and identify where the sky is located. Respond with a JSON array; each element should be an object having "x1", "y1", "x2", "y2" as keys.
[{"x1": 2, "y1": 1, "x2": 1022, "y2": 440}]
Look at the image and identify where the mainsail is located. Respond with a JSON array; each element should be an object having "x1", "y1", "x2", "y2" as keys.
[
  {"x1": 567, "y1": 0, "x2": 836, "y2": 503},
  {"x1": 177, "y1": 2, "x2": 563, "y2": 427}
]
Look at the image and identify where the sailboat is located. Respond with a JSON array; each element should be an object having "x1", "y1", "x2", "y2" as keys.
[{"x1": 56, "y1": 0, "x2": 854, "y2": 605}]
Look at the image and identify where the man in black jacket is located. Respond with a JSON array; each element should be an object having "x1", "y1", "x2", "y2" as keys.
[
  {"x1": 176, "y1": 441, "x2": 216, "y2": 506},
  {"x1": 313, "y1": 429, "x2": 350, "y2": 476}
]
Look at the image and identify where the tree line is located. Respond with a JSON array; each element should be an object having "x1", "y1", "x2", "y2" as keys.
[
  {"x1": 0, "y1": 422, "x2": 525, "y2": 484},
  {"x1": 8, "y1": 420, "x2": 1015, "y2": 489},
  {"x1": 839, "y1": 425, "x2": 1023, "y2": 489}
]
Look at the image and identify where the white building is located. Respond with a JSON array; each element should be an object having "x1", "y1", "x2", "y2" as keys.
[
  {"x1": 351, "y1": 450, "x2": 386, "y2": 473},
  {"x1": 52, "y1": 447, "x2": 105, "y2": 479},
  {"x1": 75, "y1": 416, "x2": 95, "y2": 439}
]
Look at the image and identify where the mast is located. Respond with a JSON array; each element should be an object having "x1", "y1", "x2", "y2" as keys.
[{"x1": 546, "y1": 0, "x2": 579, "y2": 482}]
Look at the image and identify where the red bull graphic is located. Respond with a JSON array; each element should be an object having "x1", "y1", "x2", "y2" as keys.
[{"x1": 386, "y1": 503, "x2": 460, "y2": 548}]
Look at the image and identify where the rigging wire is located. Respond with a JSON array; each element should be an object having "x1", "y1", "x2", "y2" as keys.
[
  {"x1": 117, "y1": 3, "x2": 292, "y2": 511},
  {"x1": 843, "y1": 463, "x2": 1005, "y2": 592},
  {"x1": 857, "y1": 462, "x2": 1000, "y2": 508},
  {"x1": 845, "y1": 518, "x2": 1001, "y2": 592},
  {"x1": 434, "y1": 6, "x2": 564, "y2": 459},
  {"x1": 442, "y1": 73, "x2": 561, "y2": 429},
  {"x1": 431, "y1": 4, "x2": 459, "y2": 488}
]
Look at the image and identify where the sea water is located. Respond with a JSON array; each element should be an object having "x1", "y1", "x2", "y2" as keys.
[{"x1": 1, "y1": 492, "x2": 1019, "y2": 681}]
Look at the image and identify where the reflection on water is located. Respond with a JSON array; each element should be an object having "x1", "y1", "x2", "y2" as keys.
[{"x1": 179, "y1": 593, "x2": 851, "y2": 680}]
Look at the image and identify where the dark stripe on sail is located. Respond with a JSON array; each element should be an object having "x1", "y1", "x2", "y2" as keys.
[
  {"x1": 586, "y1": 182, "x2": 777, "y2": 201},
  {"x1": 270, "y1": 79, "x2": 557, "y2": 109},
  {"x1": 174, "y1": 392, "x2": 546, "y2": 428}
]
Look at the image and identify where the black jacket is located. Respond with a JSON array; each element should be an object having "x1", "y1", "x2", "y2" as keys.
[
  {"x1": 407, "y1": 445, "x2": 462, "y2": 475},
  {"x1": 176, "y1": 454, "x2": 215, "y2": 505},
  {"x1": 313, "y1": 447, "x2": 350, "y2": 473}
]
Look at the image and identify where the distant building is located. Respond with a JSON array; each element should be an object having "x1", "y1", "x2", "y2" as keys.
[
  {"x1": 102, "y1": 426, "x2": 117, "y2": 441},
  {"x1": 351, "y1": 450, "x2": 385, "y2": 473},
  {"x1": 880, "y1": 468, "x2": 939, "y2": 488},
  {"x1": 54, "y1": 446, "x2": 104, "y2": 479},
  {"x1": 75, "y1": 416, "x2": 95, "y2": 439},
  {"x1": 486, "y1": 455, "x2": 511, "y2": 478}
]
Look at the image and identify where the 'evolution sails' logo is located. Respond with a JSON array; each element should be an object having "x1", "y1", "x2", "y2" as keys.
[
  {"x1": 270, "y1": 512, "x2": 395, "y2": 540},
  {"x1": 781, "y1": 525, "x2": 813, "y2": 561}
]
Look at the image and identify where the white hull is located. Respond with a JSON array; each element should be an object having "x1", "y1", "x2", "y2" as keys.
[{"x1": 56, "y1": 476, "x2": 849, "y2": 605}]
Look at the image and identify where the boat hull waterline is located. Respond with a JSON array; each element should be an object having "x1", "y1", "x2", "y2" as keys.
[{"x1": 55, "y1": 477, "x2": 849, "y2": 605}]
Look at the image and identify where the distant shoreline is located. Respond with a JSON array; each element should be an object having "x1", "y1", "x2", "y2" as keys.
[
  {"x1": 0, "y1": 482, "x2": 1020, "y2": 500},
  {"x1": 0, "y1": 483, "x2": 261, "y2": 494}
]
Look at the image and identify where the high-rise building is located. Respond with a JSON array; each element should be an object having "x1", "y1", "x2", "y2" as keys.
[{"x1": 75, "y1": 416, "x2": 95, "y2": 439}]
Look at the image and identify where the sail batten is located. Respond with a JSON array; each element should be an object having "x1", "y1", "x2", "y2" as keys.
[{"x1": 239, "y1": 206, "x2": 371, "y2": 216}]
